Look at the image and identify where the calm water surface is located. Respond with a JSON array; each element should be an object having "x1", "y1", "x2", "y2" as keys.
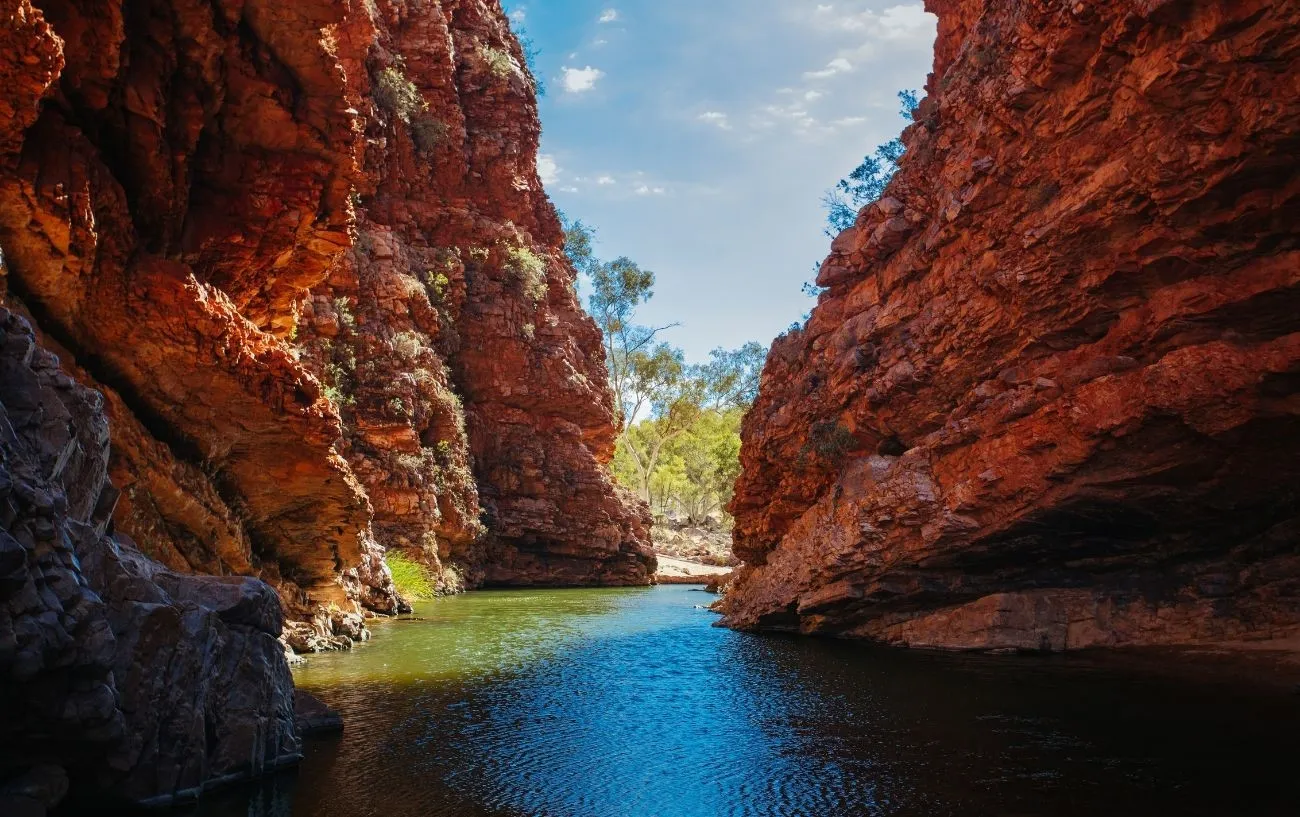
[{"x1": 201, "y1": 586, "x2": 1296, "y2": 817}]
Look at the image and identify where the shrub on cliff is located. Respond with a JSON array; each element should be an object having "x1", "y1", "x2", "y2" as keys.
[
  {"x1": 512, "y1": 23, "x2": 546, "y2": 96},
  {"x1": 374, "y1": 66, "x2": 425, "y2": 122},
  {"x1": 374, "y1": 64, "x2": 448, "y2": 154},
  {"x1": 506, "y1": 246, "x2": 549, "y2": 303},
  {"x1": 411, "y1": 116, "x2": 449, "y2": 152},
  {"x1": 391, "y1": 331, "x2": 425, "y2": 361},
  {"x1": 480, "y1": 44, "x2": 515, "y2": 79},
  {"x1": 822, "y1": 90, "x2": 921, "y2": 235}
]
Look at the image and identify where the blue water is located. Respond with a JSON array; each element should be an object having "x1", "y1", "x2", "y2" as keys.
[{"x1": 198, "y1": 585, "x2": 1298, "y2": 817}]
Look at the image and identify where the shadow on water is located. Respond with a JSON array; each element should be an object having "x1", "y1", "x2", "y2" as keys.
[{"x1": 183, "y1": 586, "x2": 1297, "y2": 817}]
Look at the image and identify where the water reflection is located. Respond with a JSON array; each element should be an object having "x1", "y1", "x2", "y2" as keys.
[{"x1": 188, "y1": 586, "x2": 1297, "y2": 817}]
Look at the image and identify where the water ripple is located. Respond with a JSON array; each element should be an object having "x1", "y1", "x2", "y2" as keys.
[{"x1": 185, "y1": 586, "x2": 1298, "y2": 817}]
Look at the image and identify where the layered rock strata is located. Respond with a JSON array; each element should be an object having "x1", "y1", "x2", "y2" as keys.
[
  {"x1": 293, "y1": 0, "x2": 654, "y2": 589},
  {"x1": 0, "y1": 0, "x2": 651, "y2": 643},
  {"x1": 723, "y1": 0, "x2": 1300, "y2": 651}
]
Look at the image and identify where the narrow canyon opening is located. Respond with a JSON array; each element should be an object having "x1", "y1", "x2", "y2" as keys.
[{"x1": 1, "y1": 0, "x2": 1297, "y2": 815}]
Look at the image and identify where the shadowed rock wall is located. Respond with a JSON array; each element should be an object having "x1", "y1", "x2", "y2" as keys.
[{"x1": 0, "y1": 308, "x2": 299, "y2": 806}]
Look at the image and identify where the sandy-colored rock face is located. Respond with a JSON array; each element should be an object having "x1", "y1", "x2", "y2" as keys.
[
  {"x1": 723, "y1": 0, "x2": 1300, "y2": 650},
  {"x1": 0, "y1": 0, "x2": 651, "y2": 624}
]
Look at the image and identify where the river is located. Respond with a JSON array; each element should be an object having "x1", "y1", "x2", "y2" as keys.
[{"x1": 194, "y1": 585, "x2": 1297, "y2": 817}]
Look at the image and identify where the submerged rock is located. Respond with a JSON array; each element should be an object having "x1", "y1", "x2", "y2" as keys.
[{"x1": 294, "y1": 691, "x2": 344, "y2": 738}]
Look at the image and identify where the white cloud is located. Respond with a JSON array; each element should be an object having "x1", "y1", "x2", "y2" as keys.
[
  {"x1": 804, "y1": 57, "x2": 852, "y2": 80},
  {"x1": 537, "y1": 154, "x2": 559, "y2": 185},
  {"x1": 559, "y1": 186, "x2": 579, "y2": 193},
  {"x1": 599, "y1": 8, "x2": 619, "y2": 23},
  {"x1": 698, "y1": 111, "x2": 731, "y2": 130},
  {"x1": 508, "y1": 7, "x2": 526, "y2": 23},
  {"x1": 749, "y1": 3, "x2": 935, "y2": 143},
  {"x1": 596, "y1": 175, "x2": 616, "y2": 185},
  {"x1": 561, "y1": 66, "x2": 605, "y2": 94},
  {"x1": 634, "y1": 185, "x2": 666, "y2": 195},
  {"x1": 811, "y1": 3, "x2": 932, "y2": 37}
]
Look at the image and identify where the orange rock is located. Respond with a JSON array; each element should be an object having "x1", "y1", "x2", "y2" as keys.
[
  {"x1": 0, "y1": 0, "x2": 651, "y2": 633},
  {"x1": 723, "y1": 0, "x2": 1300, "y2": 650}
]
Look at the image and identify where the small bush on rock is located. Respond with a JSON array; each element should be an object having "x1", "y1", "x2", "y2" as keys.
[
  {"x1": 805, "y1": 420, "x2": 857, "y2": 465},
  {"x1": 374, "y1": 66, "x2": 426, "y2": 123},
  {"x1": 480, "y1": 44, "x2": 515, "y2": 79},
  {"x1": 391, "y1": 331, "x2": 424, "y2": 360},
  {"x1": 411, "y1": 114, "x2": 449, "y2": 153},
  {"x1": 506, "y1": 246, "x2": 549, "y2": 304}
]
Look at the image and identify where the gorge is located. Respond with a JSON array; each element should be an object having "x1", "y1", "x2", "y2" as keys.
[{"x1": 1, "y1": 0, "x2": 1298, "y2": 814}]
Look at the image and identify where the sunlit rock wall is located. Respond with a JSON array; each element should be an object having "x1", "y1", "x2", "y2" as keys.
[{"x1": 723, "y1": 0, "x2": 1300, "y2": 650}]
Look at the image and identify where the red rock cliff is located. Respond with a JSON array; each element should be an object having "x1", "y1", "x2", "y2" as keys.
[
  {"x1": 0, "y1": 0, "x2": 651, "y2": 636},
  {"x1": 723, "y1": 0, "x2": 1300, "y2": 650}
]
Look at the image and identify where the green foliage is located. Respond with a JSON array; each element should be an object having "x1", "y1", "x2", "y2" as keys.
[
  {"x1": 334, "y1": 297, "x2": 356, "y2": 330},
  {"x1": 426, "y1": 271, "x2": 451, "y2": 302},
  {"x1": 480, "y1": 44, "x2": 515, "y2": 79},
  {"x1": 411, "y1": 115, "x2": 449, "y2": 152},
  {"x1": 391, "y1": 331, "x2": 424, "y2": 360},
  {"x1": 610, "y1": 342, "x2": 765, "y2": 517},
  {"x1": 373, "y1": 64, "x2": 448, "y2": 154},
  {"x1": 699, "y1": 342, "x2": 767, "y2": 409},
  {"x1": 585, "y1": 255, "x2": 670, "y2": 428},
  {"x1": 559, "y1": 213, "x2": 597, "y2": 277},
  {"x1": 614, "y1": 408, "x2": 744, "y2": 522},
  {"x1": 322, "y1": 384, "x2": 347, "y2": 408},
  {"x1": 512, "y1": 24, "x2": 546, "y2": 96},
  {"x1": 374, "y1": 66, "x2": 426, "y2": 123},
  {"x1": 822, "y1": 90, "x2": 921, "y2": 236},
  {"x1": 564, "y1": 211, "x2": 768, "y2": 524},
  {"x1": 505, "y1": 245, "x2": 549, "y2": 303},
  {"x1": 385, "y1": 551, "x2": 435, "y2": 602}
]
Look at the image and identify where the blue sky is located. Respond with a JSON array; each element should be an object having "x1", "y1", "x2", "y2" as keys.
[{"x1": 504, "y1": 1, "x2": 937, "y2": 361}]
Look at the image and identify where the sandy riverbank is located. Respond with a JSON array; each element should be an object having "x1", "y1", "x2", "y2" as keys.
[{"x1": 654, "y1": 554, "x2": 732, "y2": 585}]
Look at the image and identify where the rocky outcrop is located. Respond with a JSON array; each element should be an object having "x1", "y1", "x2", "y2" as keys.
[
  {"x1": 653, "y1": 520, "x2": 735, "y2": 567},
  {"x1": 723, "y1": 0, "x2": 1300, "y2": 650},
  {"x1": 0, "y1": 0, "x2": 651, "y2": 640},
  {"x1": 0, "y1": 308, "x2": 299, "y2": 806},
  {"x1": 0, "y1": 0, "x2": 650, "y2": 802},
  {"x1": 292, "y1": 0, "x2": 654, "y2": 590}
]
